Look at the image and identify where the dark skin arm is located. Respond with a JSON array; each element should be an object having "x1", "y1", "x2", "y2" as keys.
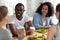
[
  {"x1": 9, "y1": 21, "x2": 34, "y2": 36},
  {"x1": 25, "y1": 21, "x2": 34, "y2": 35},
  {"x1": 9, "y1": 24, "x2": 18, "y2": 37},
  {"x1": 9, "y1": 24, "x2": 26, "y2": 38},
  {"x1": 26, "y1": 21, "x2": 33, "y2": 27}
]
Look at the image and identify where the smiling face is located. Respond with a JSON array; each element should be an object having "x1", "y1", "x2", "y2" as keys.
[
  {"x1": 15, "y1": 6, "x2": 25, "y2": 18},
  {"x1": 42, "y1": 5, "x2": 48, "y2": 17}
]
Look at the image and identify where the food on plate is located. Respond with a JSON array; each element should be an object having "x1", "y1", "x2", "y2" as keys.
[
  {"x1": 37, "y1": 28, "x2": 48, "y2": 33},
  {"x1": 44, "y1": 29, "x2": 48, "y2": 33},
  {"x1": 27, "y1": 35, "x2": 44, "y2": 40},
  {"x1": 37, "y1": 29, "x2": 43, "y2": 33}
]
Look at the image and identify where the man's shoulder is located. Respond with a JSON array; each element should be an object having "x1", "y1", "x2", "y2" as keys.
[
  {"x1": 0, "y1": 29, "x2": 12, "y2": 36},
  {"x1": 9, "y1": 14, "x2": 16, "y2": 20},
  {"x1": 23, "y1": 13, "x2": 30, "y2": 19},
  {"x1": 0, "y1": 29, "x2": 12, "y2": 40},
  {"x1": 8, "y1": 14, "x2": 16, "y2": 24}
]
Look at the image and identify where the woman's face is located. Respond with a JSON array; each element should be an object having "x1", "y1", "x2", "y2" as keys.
[{"x1": 42, "y1": 5, "x2": 48, "y2": 16}]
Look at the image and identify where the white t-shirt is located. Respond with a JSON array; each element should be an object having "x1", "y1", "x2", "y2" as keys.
[
  {"x1": 43, "y1": 21, "x2": 46, "y2": 26},
  {"x1": 50, "y1": 15, "x2": 58, "y2": 25},
  {"x1": 8, "y1": 14, "x2": 30, "y2": 29}
]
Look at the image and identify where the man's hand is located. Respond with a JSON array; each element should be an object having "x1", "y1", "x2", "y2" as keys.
[{"x1": 17, "y1": 29, "x2": 26, "y2": 38}]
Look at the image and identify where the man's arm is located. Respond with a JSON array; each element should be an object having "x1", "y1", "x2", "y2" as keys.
[
  {"x1": 47, "y1": 25, "x2": 58, "y2": 40},
  {"x1": 9, "y1": 24, "x2": 26, "y2": 38},
  {"x1": 17, "y1": 28, "x2": 26, "y2": 38},
  {"x1": 27, "y1": 21, "x2": 33, "y2": 27},
  {"x1": 26, "y1": 21, "x2": 35, "y2": 35},
  {"x1": 9, "y1": 24, "x2": 18, "y2": 37}
]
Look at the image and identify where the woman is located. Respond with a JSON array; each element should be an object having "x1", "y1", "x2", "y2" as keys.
[
  {"x1": 47, "y1": 3, "x2": 60, "y2": 40},
  {"x1": 0, "y1": 6, "x2": 12, "y2": 40},
  {"x1": 33, "y1": 2, "x2": 54, "y2": 30}
]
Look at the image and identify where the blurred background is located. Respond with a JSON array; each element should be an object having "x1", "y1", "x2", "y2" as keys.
[{"x1": 0, "y1": 0, "x2": 60, "y2": 17}]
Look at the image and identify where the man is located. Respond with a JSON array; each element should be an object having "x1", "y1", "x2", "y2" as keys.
[
  {"x1": 8, "y1": 3, "x2": 34, "y2": 40},
  {"x1": 47, "y1": 3, "x2": 60, "y2": 40}
]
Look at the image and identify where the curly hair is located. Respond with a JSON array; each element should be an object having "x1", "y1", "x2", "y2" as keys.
[
  {"x1": 36, "y1": 2, "x2": 54, "y2": 17},
  {"x1": 56, "y1": 3, "x2": 60, "y2": 22},
  {"x1": 56, "y1": 3, "x2": 60, "y2": 12}
]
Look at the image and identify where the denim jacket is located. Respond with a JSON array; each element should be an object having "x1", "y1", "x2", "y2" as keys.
[{"x1": 33, "y1": 13, "x2": 53, "y2": 30}]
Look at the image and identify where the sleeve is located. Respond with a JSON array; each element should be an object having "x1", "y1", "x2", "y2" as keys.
[
  {"x1": 7, "y1": 16, "x2": 14, "y2": 24},
  {"x1": 8, "y1": 15, "x2": 24, "y2": 30},
  {"x1": 33, "y1": 14, "x2": 41, "y2": 30},
  {"x1": 50, "y1": 16, "x2": 58, "y2": 25},
  {"x1": 24, "y1": 14, "x2": 31, "y2": 22}
]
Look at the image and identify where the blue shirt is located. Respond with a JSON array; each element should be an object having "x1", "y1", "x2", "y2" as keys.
[
  {"x1": 33, "y1": 13, "x2": 53, "y2": 30},
  {"x1": 54, "y1": 23, "x2": 60, "y2": 40}
]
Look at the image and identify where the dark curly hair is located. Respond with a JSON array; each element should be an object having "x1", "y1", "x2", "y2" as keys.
[
  {"x1": 56, "y1": 3, "x2": 60, "y2": 22},
  {"x1": 56, "y1": 3, "x2": 60, "y2": 12},
  {"x1": 36, "y1": 2, "x2": 54, "y2": 17}
]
